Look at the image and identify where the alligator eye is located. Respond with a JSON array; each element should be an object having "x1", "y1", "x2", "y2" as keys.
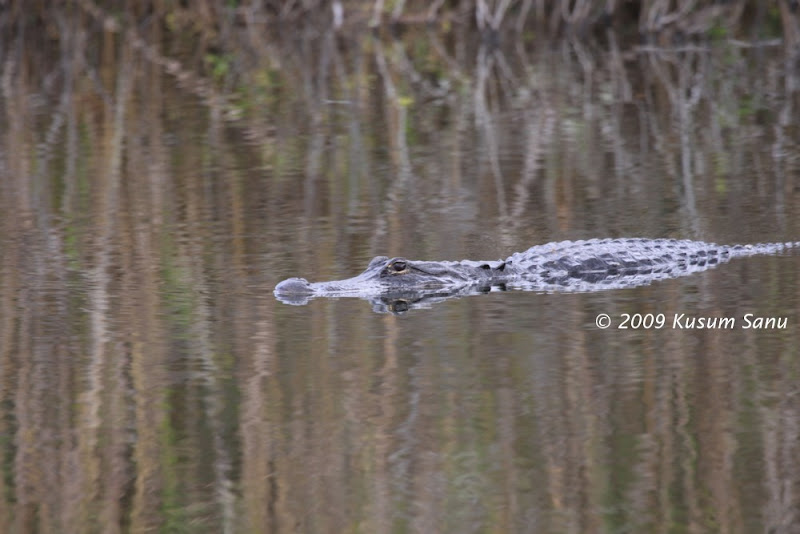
[{"x1": 390, "y1": 260, "x2": 407, "y2": 273}]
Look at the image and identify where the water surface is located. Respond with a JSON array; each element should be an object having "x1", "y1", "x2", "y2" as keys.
[{"x1": 1, "y1": 6, "x2": 800, "y2": 533}]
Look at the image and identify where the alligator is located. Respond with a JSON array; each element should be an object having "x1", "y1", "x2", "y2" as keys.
[{"x1": 274, "y1": 238, "x2": 799, "y2": 312}]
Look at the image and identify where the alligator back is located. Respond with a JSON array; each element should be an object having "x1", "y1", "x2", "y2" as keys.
[{"x1": 506, "y1": 238, "x2": 798, "y2": 282}]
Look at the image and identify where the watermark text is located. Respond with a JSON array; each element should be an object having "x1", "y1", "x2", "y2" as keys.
[{"x1": 594, "y1": 313, "x2": 788, "y2": 330}]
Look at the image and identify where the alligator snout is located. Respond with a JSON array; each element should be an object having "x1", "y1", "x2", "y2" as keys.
[{"x1": 274, "y1": 277, "x2": 314, "y2": 295}]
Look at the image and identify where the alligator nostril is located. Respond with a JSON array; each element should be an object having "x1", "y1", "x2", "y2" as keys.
[{"x1": 274, "y1": 277, "x2": 313, "y2": 295}]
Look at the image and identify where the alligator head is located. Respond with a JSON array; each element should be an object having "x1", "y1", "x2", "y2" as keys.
[{"x1": 274, "y1": 255, "x2": 512, "y2": 306}]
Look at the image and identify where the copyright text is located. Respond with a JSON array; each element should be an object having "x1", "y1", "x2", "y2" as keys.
[{"x1": 594, "y1": 313, "x2": 788, "y2": 330}]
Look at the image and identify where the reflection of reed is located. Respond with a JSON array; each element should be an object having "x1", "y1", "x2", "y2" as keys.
[
  {"x1": 646, "y1": 48, "x2": 704, "y2": 234},
  {"x1": 370, "y1": 36, "x2": 413, "y2": 252},
  {"x1": 475, "y1": 44, "x2": 509, "y2": 219},
  {"x1": 2, "y1": 3, "x2": 800, "y2": 532},
  {"x1": 80, "y1": 38, "x2": 133, "y2": 531}
]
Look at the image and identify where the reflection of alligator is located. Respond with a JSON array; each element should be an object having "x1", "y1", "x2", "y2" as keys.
[{"x1": 274, "y1": 238, "x2": 799, "y2": 312}]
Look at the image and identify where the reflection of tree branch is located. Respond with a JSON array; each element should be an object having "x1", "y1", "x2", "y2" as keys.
[
  {"x1": 645, "y1": 50, "x2": 705, "y2": 234},
  {"x1": 303, "y1": 29, "x2": 334, "y2": 216},
  {"x1": 475, "y1": 45, "x2": 508, "y2": 218},
  {"x1": 391, "y1": 0, "x2": 407, "y2": 22},
  {"x1": 82, "y1": 38, "x2": 134, "y2": 520},
  {"x1": 492, "y1": 47, "x2": 518, "y2": 102},
  {"x1": 559, "y1": 0, "x2": 593, "y2": 28},
  {"x1": 607, "y1": 30, "x2": 632, "y2": 102},
  {"x1": 183, "y1": 180, "x2": 237, "y2": 534},
  {"x1": 370, "y1": 37, "x2": 414, "y2": 250},
  {"x1": 510, "y1": 106, "x2": 555, "y2": 222},
  {"x1": 374, "y1": 39, "x2": 412, "y2": 184},
  {"x1": 778, "y1": 0, "x2": 800, "y2": 50},
  {"x1": 370, "y1": 0, "x2": 384, "y2": 28},
  {"x1": 427, "y1": 30, "x2": 467, "y2": 83},
  {"x1": 476, "y1": 0, "x2": 513, "y2": 31},
  {"x1": 770, "y1": 53, "x2": 797, "y2": 219},
  {"x1": 426, "y1": 0, "x2": 448, "y2": 22},
  {"x1": 515, "y1": 0, "x2": 534, "y2": 33},
  {"x1": 392, "y1": 38, "x2": 450, "y2": 101}
]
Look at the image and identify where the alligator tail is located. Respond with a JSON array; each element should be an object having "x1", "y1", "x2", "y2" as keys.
[{"x1": 733, "y1": 241, "x2": 800, "y2": 256}]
